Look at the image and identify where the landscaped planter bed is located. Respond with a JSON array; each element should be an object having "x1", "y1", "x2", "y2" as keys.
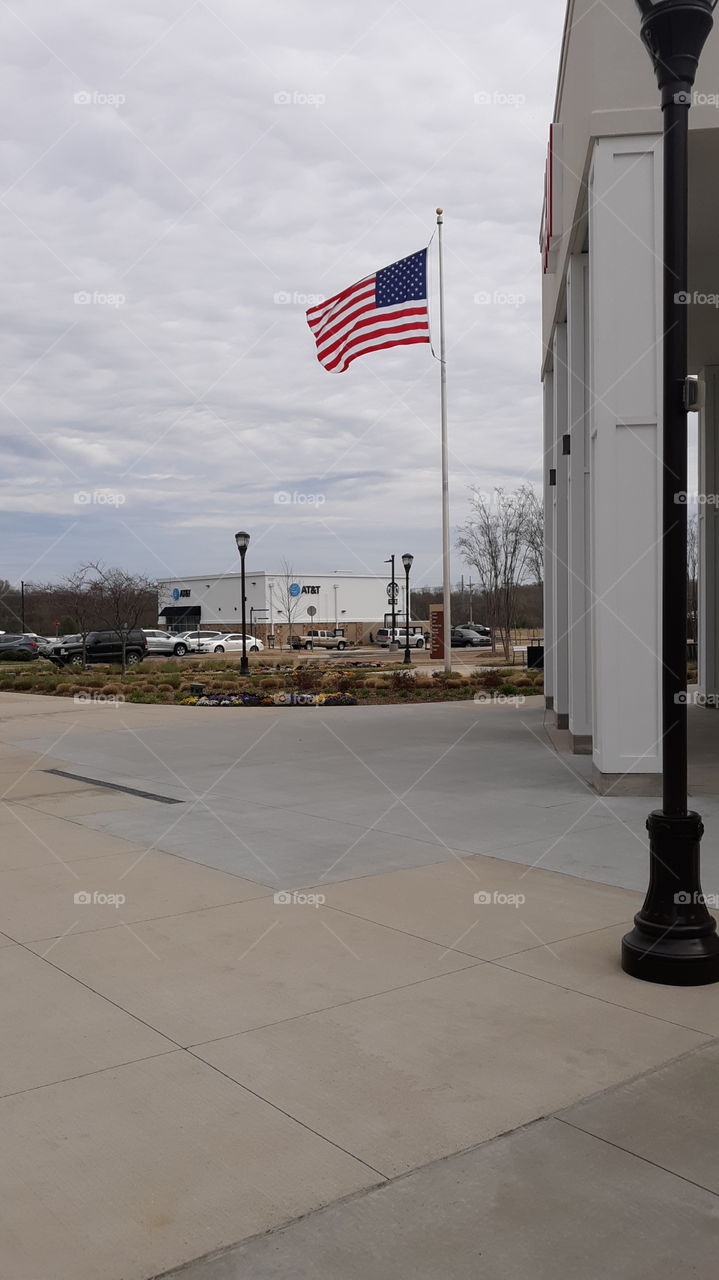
[{"x1": 0, "y1": 658, "x2": 544, "y2": 707}]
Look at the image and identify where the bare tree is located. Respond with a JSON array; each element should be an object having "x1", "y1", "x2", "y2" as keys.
[
  {"x1": 81, "y1": 563, "x2": 155, "y2": 671},
  {"x1": 0, "y1": 581, "x2": 21, "y2": 634},
  {"x1": 525, "y1": 486, "x2": 544, "y2": 586},
  {"x1": 273, "y1": 561, "x2": 303, "y2": 647},
  {"x1": 456, "y1": 485, "x2": 538, "y2": 661},
  {"x1": 62, "y1": 567, "x2": 101, "y2": 663}
]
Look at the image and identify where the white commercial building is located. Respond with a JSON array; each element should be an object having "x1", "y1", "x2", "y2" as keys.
[
  {"x1": 542, "y1": 0, "x2": 719, "y2": 792},
  {"x1": 157, "y1": 571, "x2": 394, "y2": 645}
]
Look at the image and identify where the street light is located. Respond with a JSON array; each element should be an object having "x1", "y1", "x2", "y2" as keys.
[
  {"x1": 234, "y1": 530, "x2": 250, "y2": 676},
  {"x1": 622, "y1": 0, "x2": 719, "y2": 985},
  {"x1": 402, "y1": 554, "x2": 414, "y2": 664}
]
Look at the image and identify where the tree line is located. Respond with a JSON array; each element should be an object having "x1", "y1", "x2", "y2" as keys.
[{"x1": 0, "y1": 565, "x2": 156, "y2": 638}]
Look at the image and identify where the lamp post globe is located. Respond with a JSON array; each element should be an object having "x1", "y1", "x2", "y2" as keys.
[
  {"x1": 621, "y1": 0, "x2": 719, "y2": 984},
  {"x1": 635, "y1": 1, "x2": 717, "y2": 98},
  {"x1": 234, "y1": 531, "x2": 251, "y2": 676},
  {"x1": 402, "y1": 554, "x2": 414, "y2": 665}
]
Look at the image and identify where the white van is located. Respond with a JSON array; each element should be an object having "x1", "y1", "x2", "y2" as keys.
[
  {"x1": 291, "y1": 630, "x2": 348, "y2": 651},
  {"x1": 375, "y1": 627, "x2": 426, "y2": 649}
]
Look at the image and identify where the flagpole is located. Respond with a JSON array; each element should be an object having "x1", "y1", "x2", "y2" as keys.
[{"x1": 436, "y1": 208, "x2": 451, "y2": 674}]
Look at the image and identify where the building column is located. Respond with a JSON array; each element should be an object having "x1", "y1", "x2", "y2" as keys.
[
  {"x1": 699, "y1": 367, "x2": 719, "y2": 706},
  {"x1": 588, "y1": 134, "x2": 663, "y2": 791},
  {"x1": 566, "y1": 254, "x2": 592, "y2": 752},
  {"x1": 543, "y1": 372, "x2": 555, "y2": 710},
  {"x1": 552, "y1": 323, "x2": 570, "y2": 729}
]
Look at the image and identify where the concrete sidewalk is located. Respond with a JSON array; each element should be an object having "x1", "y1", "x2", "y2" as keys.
[
  {"x1": 0, "y1": 692, "x2": 717, "y2": 1279},
  {"x1": 160, "y1": 1045, "x2": 719, "y2": 1280}
]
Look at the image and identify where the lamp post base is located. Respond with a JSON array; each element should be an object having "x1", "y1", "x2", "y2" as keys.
[{"x1": 621, "y1": 810, "x2": 719, "y2": 985}]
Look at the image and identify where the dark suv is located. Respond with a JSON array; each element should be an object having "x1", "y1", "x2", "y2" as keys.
[
  {"x1": 0, "y1": 634, "x2": 39, "y2": 661},
  {"x1": 53, "y1": 630, "x2": 148, "y2": 667}
]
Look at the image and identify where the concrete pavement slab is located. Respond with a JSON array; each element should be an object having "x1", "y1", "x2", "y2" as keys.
[
  {"x1": 157, "y1": 1114, "x2": 719, "y2": 1280},
  {"x1": 0, "y1": 850, "x2": 268, "y2": 942},
  {"x1": 77, "y1": 801, "x2": 464, "y2": 885},
  {"x1": 17, "y1": 788, "x2": 151, "y2": 817},
  {"x1": 0, "y1": 1051, "x2": 379, "y2": 1280},
  {"x1": 319, "y1": 853, "x2": 641, "y2": 958},
  {"x1": 26, "y1": 896, "x2": 478, "y2": 1044},
  {"x1": 12, "y1": 697, "x2": 718, "y2": 894},
  {"x1": 194, "y1": 963, "x2": 707, "y2": 1176},
  {"x1": 0, "y1": 945, "x2": 172, "y2": 1095},
  {"x1": 560, "y1": 1042, "x2": 719, "y2": 1192},
  {"x1": 499, "y1": 922, "x2": 719, "y2": 1035},
  {"x1": 0, "y1": 807, "x2": 168, "y2": 871}
]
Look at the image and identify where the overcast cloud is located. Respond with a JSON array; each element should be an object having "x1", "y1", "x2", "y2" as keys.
[{"x1": 1, "y1": 0, "x2": 566, "y2": 590}]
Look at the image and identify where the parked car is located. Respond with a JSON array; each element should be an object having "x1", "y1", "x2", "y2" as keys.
[
  {"x1": 290, "y1": 629, "x2": 349, "y2": 651},
  {"x1": 175, "y1": 630, "x2": 223, "y2": 653},
  {"x1": 451, "y1": 627, "x2": 488, "y2": 648},
  {"x1": 461, "y1": 623, "x2": 491, "y2": 638},
  {"x1": 52, "y1": 630, "x2": 149, "y2": 667},
  {"x1": 40, "y1": 634, "x2": 82, "y2": 658},
  {"x1": 375, "y1": 627, "x2": 426, "y2": 649},
  {"x1": 199, "y1": 633, "x2": 263, "y2": 654},
  {"x1": 0, "y1": 634, "x2": 39, "y2": 661},
  {"x1": 143, "y1": 629, "x2": 192, "y2": 657}
]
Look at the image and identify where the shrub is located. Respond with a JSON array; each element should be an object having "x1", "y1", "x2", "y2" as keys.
[
  {"x1": 478, "y1": 669, "x2": 504, "y2": 691},
  {"x1": 390, "y1": 669, "x2": 417, "y2": 693},
  {"x1": 291, "y1": 666, "x2": 318, "y2": 692}
]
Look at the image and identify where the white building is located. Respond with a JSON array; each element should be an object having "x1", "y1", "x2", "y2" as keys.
[
  {"x1": 157, "y1": 571, "x2": 394, "y2": 644},
  {"x1": 542, "y1": 0, "x2": 719, "y2": 792}
]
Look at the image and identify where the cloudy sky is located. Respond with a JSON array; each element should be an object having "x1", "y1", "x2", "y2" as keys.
[{"x1": 2, "y1": 0, "x2": 567, "y2": 592}]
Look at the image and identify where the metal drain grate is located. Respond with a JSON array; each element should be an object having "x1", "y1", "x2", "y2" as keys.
[{"x1": 43, "y1": 769, "x2": 184, "y2": 804}]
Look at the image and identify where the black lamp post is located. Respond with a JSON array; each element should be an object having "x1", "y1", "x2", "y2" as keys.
[
  {"x1": 622, "y1": 0, "x2": 719, "y2": 985},
  {"x1": 235, "y1": 530, "x2": 250, "y2": 676},
  {"x1": 402, "y1": 554, "x2": 414, "y2": 664}
]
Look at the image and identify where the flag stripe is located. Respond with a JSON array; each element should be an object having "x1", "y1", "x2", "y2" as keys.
[
  {"x1": 306, "y1": 249, "x2": 429, "y2": 374},
  {"x1": 317, "y1": 308, "x2": 428, "y2": 361},
  {"x1": 307, "y1": 283, "x2": 376, "y2": 337},
  {"x1": 306, "y1": 276, "x2": 373, "y2": 321},
  {"x1": 333, "y1": 334, "x2": 430, "y2": 373},
  {"x1": 324, "y1": 321, "x2": 429, "y2": 371},
  {"x1": 313, "y1": 297, "x2": 379, "y2": 350}
]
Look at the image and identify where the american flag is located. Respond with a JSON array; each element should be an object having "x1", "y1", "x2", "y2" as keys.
[{"x1": 306, "y1": 249, "x2": 429, "y2": 373}]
